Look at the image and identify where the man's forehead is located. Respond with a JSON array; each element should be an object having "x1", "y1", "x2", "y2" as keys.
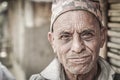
[
  {"x1": 54, "y1": 17, "x2": 98, "y2": 34},
  {"x1": 54, "y1": 10, "x2": 99, "y2": 28},
  {"x1": 55, "y1": 10, "x2": 97, "y2": 21}
]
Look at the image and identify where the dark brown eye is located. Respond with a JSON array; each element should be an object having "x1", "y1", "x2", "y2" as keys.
[
  {"x1": 61, "y1": 34, "x2": 72, "y2": 40},
  {"x1": 83, "y1": 33, "x2": 93, "y2": 38},
  {"x1": 81, "y1": 30, "x2": 95, "y2": 41}
]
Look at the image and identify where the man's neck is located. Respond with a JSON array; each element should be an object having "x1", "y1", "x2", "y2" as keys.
[{"x1": 64, "y1": 64, "x2": 98, "y2": 80}]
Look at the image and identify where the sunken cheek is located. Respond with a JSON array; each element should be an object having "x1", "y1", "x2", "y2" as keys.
[
  {"x1": 82, "y1": 39, "x2": 100, "y2": 59},
  {"x1": 55, "y1": 40, "x2": 72, "y2": 62},
  {"x1": 86, "y1": 40, "x2": 100, "y2": 58}
]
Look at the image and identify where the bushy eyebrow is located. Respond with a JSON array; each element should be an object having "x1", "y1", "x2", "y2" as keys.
[
  {"x1": 59, "y1": 31, "x2": 72, "y2": 35},
  {"x1": 81, "y1": 29, "x2": 95, "y2": 35}
]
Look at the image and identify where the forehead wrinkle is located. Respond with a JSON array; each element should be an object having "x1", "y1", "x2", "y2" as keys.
[
  {"x1": 71, "y1": 11, "x2": 97, "y2": 33},
  {"x1": 53, "y1": 14, "x2": 73, "y2": 34},
  {"x1": 56, "y1": 27, "x2": 73, "y2": 35},
  {"x1": 53, "y1": 10, "x2": 100, "y2": 34}
]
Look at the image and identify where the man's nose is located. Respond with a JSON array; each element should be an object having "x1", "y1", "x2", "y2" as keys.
[{"x1": 71, "y1": 36, "x2": 85, "y2": 53}]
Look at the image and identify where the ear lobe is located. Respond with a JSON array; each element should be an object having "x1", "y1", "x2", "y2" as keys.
[{"x1": 100, "y1": 27, "x2": 107, "y2": 48}]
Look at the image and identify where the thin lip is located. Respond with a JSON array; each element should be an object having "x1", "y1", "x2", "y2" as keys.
[
  {"x1": 67, "y1": 55, "x2": 91, "y2": 59},
  {"x1": 68, "y1": 55, "x2": 92, "y2": 64}
]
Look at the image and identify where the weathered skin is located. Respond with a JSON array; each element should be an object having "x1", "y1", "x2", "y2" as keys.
[{"x1": 48, "y1": 10, "x2": 105, "y2": 80}]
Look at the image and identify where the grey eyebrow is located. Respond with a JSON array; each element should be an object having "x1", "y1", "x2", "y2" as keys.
[
  {"x1": 81, "y1": 29, "x2": 95, "y2": 35},
  {"x1": 59, "y1": 31, "x2": 72, "y2": 35}
]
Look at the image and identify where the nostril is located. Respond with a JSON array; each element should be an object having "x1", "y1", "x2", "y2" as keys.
[{"x1": 71, "y1": 44, "x2": 85, "y2": 53}]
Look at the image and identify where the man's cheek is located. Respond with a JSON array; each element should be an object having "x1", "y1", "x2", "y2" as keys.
[
  {"x1": 87, "y1": 42, "x2": 100, "y2": 53},
  {"x1": 57, "y1": 48, "x2": 65, "y2": 62}
]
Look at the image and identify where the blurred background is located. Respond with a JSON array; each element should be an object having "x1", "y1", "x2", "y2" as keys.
[{"x1": 0, "y1": 0, "x2": 120, "y2": 80}]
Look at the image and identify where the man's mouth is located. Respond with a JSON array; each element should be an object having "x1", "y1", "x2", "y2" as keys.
[{"x1": 68, "y1": 55, "x2": 92, "y2": 64}]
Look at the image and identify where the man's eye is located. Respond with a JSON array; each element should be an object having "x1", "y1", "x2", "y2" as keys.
[
  {"x1": 60, "y1": 35, "x2": 72, "y2": 40},
  {"x1": 81, "y1": 33, "x2": 94, "y2": 40}
]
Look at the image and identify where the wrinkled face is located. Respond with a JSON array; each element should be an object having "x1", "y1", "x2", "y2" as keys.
[{"x1": 48, "y1": 11, "x2": 105, "y2": 75}]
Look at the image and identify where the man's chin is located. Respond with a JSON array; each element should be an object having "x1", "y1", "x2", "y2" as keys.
[{"x1": 66, "y1": 64, "x2": 92, "y2": 75}]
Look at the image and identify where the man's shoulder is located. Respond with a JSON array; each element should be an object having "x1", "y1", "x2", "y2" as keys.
[
  {"x1": 98, "y1": 57, "x2": 115, "y2": 80},
  {"x1": 98, "y1": 57, "x2": 113, "y2": 70},
  {"x1": 29, "y1": 74, "x2": 48, "y2": 80},
  {"x1": 30, "y1": 58, "x2": 61, "y2": 80}
]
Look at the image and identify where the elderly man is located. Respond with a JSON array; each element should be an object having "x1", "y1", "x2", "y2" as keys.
[{"x1": 30, "y1": 0, "x2": 115, "y2": 80}]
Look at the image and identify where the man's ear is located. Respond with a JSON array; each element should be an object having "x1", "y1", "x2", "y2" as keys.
[
  {"x1": 100, "y1": 27, "x2": 107, "y2": 48},
  {"x1": 48, "y1": 32, "x2": 54, "y2": 45},
  {"x1": 48, "y1": 32, "x2": 57, "y2": 53}
]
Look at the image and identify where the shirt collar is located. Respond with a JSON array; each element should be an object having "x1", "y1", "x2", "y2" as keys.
[{"x1": 40, "y1": 57, "x2": 115, "y2": 80}]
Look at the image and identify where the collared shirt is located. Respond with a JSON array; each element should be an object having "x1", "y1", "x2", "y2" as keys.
[{"x1": 30, "y1": 57, "x2": 115, "y2": 80}]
